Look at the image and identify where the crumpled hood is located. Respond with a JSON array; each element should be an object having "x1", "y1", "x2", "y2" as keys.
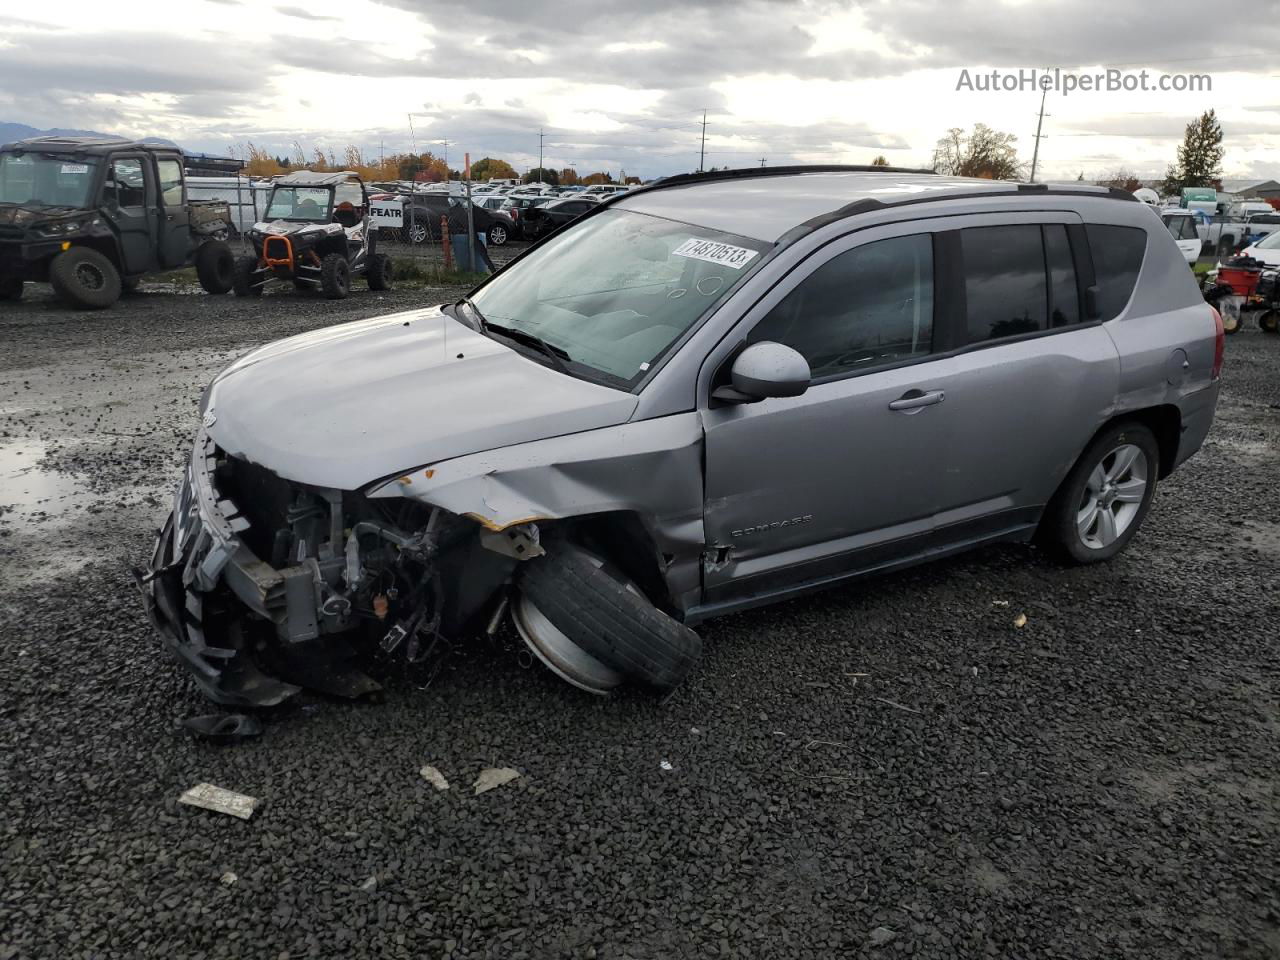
[{"x1": 203, "y1": 306, "x2": 637, "y2": 490}]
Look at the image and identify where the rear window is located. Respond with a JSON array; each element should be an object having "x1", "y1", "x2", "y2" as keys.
[{"x1": 1086, "y1": 224, "x2": 1146, "y2": 321}]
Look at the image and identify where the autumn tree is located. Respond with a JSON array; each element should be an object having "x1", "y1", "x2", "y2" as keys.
[
  {"x1": 1160, "y1": 109, "x2": 1224, "y2": 195},
  {"x1": 870, "y1": 155, "x2": 889, "y2": 167},
  {"x1": 244, "y1": 142, "x2": 283, "y2": 177},
  {"x1": 581, "y1": 171, "x2": 615, "y2": 186},
  {"x1": 932, "y1": 124, "x2": 1023, "y2": 180},
  {"x1": 397, "y1": 152, "x2": 449, "y2": 182},
  {"x1": 559, "y1": 167, "x2": 581, "y2": 186},
  {"x1": 1100, "y1": 168, "x2": 1143, "y2": 192},
  {"x1": 470, "y1": 157, "x2": 517, "y2": 181}
]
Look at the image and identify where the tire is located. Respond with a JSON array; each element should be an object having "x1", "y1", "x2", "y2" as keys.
[
  {"x1": 319, "y1": 253, "x2": 351, "y2": 300},
  {"x1": 487, "y1": 224, "x2": 508, "y2": 246},
  {"x1": 366, "y1": 253, "x2": 393, "y2": 291},
  {"x1": 1221, "y1": 301, "x2": 1243, "y2": 334},
  {"x1": 407, "y1": 223, "x2": 429, "y2": 244},
  {"x1": 0, "y1": 278, "x2": 23, "y2": 301},
  {"x1": 1259, "y1": 310, "x2": 1280, "y2": 334},
  {"x1": 1039, "y1": 422, "x2": 1160, "y2": 564},
  {"x1": 48, "y1": 247, "x2": 121, "y2": 309},
  {"x1": 518, "y1": 544, "x2": 702, "y2": 691},
  {"x1": 195, "y1": 241, "x2": 235, "y2": 294},
  {"x1": 232, "y1": 256, "x2": 262, "y2": 297}
]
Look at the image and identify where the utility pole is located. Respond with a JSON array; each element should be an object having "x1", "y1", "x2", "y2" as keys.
[
  {"x1": 699, "y1": 109, "x2": 707, "y2": 173},
  {"x1": 1029, "y1": 84, "x2": 1049, "y2": 183},
  {"x1": 759, "y1": 157, "x2": 767, "y2": 168},
  {"x1": 537, "y1": 129, "x2": 544, "y2": 183}
]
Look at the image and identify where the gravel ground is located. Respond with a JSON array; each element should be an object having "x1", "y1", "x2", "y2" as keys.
[{"x1": 1, "y1": 286, "x2": 1278, "y2": 960}]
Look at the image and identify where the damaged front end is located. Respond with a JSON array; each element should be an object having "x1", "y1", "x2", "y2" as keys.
[{"x1": 137, "y1": 429, "x2": 529, "y2": 707}]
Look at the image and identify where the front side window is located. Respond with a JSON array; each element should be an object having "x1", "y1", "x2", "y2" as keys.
[
  {"x1": 1162, "y1": 214, "x2": 1199, "y2": 241},
  {"x1": 750, "y1": 233, "x2": 934, "y2": 378},
  {"x1": 107, "y1": 158, "x2": 147, "y2": 209},
  {"x1": 265, "y1": 186, "x2": 331, "y2": 221},
  {"x1": 1086, "y1": 224, "x2": 1146, "y2": 322},
  {"x1": 157, "y1": 159, "x2": 183, "y2": 207},
  {"x1": 468, "y1": 208, "x2": 769, "y2": 386}
]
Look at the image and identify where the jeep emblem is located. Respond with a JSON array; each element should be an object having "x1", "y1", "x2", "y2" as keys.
[{"x1": 202, "y1": 411, "x2": 217, "y2": 428}]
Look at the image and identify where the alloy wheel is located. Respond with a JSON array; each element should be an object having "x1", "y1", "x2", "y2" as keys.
[{"x1": 1076, "y1": 443, "x2": 1148, "y2": 549}]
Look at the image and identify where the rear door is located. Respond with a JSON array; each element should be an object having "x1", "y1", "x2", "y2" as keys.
[
  {"x1": 102, "y1": 154, "x2": 156, "y2": 273},
  {"x1": 156, "y1": 156, "x2": 192, "y2": 268}
]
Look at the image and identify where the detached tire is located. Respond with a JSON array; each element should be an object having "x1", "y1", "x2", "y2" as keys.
[
  {"x1": 195, "y1": 241, "x2": 235, "y2": 294},
  {"x1": 519, "y1": 545, "x2": 701, "y2": 691},
  {"x1": 366, "y1": 252, "x2": 393, "y2": 291},
  {"x1": 0, "y1": 278, "x2": 23, "y2": 301},
  {"x1": 319, "y1": 253, "x2": 351, "y2": 299},
  {"x1": 1038, "y1": 421, "x2": 1159, "y2": 565},
  {"x1": 232, "y1": 255, "x2": 262, "y2": 297},
  {"x1": 1259, "y1": 310, "x2": 1280, "y2": 334},
  {"x1": 49, "y1": 247, "x2": 121, "y2": 309}
]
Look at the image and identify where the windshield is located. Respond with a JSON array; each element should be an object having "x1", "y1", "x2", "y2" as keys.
[
  {"x1": 1162, "y1": 214, "x2": 1199, "y2": 241},
  {"x1": 265, "y1": 185, "x2": 332, "y2": 221},
  {"x1": 468, "y1": 208, "x2": 770, "y2": 387},
  {"x1": 0, "y1": 152, "x2": 99, "y2": 208},
  {"x1": 1254, "y1": 231, "x2": 1280, "y2": 250}
]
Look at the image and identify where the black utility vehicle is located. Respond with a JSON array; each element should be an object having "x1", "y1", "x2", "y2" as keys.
[
  {"x1": 233, "y1": 171, "x2": 392, "y2": 299},
  {"x1": 0, "y1": 137, "x2": 235, "y2": 308}
]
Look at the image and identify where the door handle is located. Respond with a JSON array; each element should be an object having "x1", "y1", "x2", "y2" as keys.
[{"x1": 888, "y1": 389, "x2": 945, "y2": 412}]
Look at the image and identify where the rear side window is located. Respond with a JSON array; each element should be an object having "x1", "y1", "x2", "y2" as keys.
[
  {"x1": 962, "y1": 225, "x2": 1048, "y2": 342},
  {"x1": 750, "y1": 233, "x2": 934, "y2": 378},
  {"x1": 1086, "y1": 224, "x2": 1146, "y2": 321}
]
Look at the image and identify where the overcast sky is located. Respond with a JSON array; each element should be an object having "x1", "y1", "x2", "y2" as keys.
[{"x1": 2, "y1": 0, "x2": 1277, "y2": 182}]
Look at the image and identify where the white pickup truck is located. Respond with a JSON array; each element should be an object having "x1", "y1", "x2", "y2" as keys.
[{"x1": 1190, "y1": 209, "x2": 1280, "y2": 256}]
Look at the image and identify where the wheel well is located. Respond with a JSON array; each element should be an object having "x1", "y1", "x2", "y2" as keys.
[
  {"x1": 1100, "y1": 405, "x2": 1181, "y2": 478},
  {"x1": 547, "y1": 512, "x2": 674, "y2": 613}
]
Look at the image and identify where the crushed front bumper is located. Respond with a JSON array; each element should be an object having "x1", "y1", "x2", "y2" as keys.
[{"x1": 136, "y1": 432, "x2": 305, "y2": 707}]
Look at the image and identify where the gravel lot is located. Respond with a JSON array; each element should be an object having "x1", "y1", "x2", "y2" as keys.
[{"x1": 2, "y1": 283, "x2": 1278, "y2": 959}]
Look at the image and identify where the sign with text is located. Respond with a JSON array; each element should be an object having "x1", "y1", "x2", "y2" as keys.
[{"x1": 369, "y1": 198, "x2": 403, "y2": 230}]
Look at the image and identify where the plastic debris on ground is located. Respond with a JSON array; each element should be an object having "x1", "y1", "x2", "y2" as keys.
[
  {"x1": 219, "y1": 872, "x2": 237, "y2": 886},
  {"x1": 659, "y1": 759, "x2": 674, "y2": 771},
  {"x1": 178, "y1": 782, "x2": 260, "y2": 820},
  {"x1": 1014, "y1": 613, "x2": 1028, "y2": 628},
  {"x1": 181, "y1": 713, "x2": 263, "y2": 743},
  {"x1": 419, "y1": 764, "x2": 450, "y2": 791},
  {"x1": 472, "y1": 767, "x2": 520, "y2": 795}
]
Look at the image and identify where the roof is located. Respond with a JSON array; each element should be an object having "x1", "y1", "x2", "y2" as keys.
[
  {"x1": 1, "y1": 135, "x2": 175, "y2": 155},
  {"x1": 614, "y1": 166, "x2": 1129, "y2": 242},
  {"x1": 272, "y1": 170, "x2": 363, "y2": 187}
]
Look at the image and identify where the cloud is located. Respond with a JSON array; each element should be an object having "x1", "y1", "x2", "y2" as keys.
[{"x1": 275, "y1": 5, "x2": 340, "y2": 20}]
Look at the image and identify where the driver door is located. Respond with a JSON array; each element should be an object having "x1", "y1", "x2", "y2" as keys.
[
  {"x1": 700, "y1": 224, "x2": 950, "y2": 605},
  {"x1": 156, "y1": 156, "x2": 192, "y2": 268},
  {"x1": 102, "y1": 155, "x2": 155, "y2": 274}
]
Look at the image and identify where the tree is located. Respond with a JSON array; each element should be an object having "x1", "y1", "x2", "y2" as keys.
[
  {"x1": 559, "y1": 167, "x2": 581, "y2": 186},
  {"x1": 397, "y1": 152, "x2": 449, "y2": 182},
  {"x1": 244, "y1": 142, "x2": 283, "y2": 177},
  {"x1": 581, "y1": 171, "x2": 615, "y2": 186},
  {"x1": 932, "y1": 124, "x2": 1023, "y2": 180},
  {"x1": 522, "y1": 167, "x2": 560, "y2": 186},
  {"x1": 470, "y1": 157, "x2": 517, "y2": 181},
  {"x1": 870, "y1": 155, "x2": 889, "y2": 167},
  {"x1": 1076, "y1": 170, "x2": 1085, "y2": 181},
  {"x1": 1160, "y1": 109, "x2": 1224, "y2": 195},
  {"x1": 1100, "y1": 168, "x2": 1143, "y2": 193}
]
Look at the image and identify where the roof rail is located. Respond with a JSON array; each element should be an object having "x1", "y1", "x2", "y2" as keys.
[{"x1": 647, "y1": 163, "x2": 936, "y2": 189}]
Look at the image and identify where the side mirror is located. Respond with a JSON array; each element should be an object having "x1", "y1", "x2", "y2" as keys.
[{"x1": 713, "y1": 341, "x2": 811, "y2": 403}]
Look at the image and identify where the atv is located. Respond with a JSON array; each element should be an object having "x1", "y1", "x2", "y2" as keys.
[
  {"x1": 0, "y1": 137, "x2": 235, "y2": 309},
  {"x1": 232, "y1": 171, "x2": 392, "y2": 299}
]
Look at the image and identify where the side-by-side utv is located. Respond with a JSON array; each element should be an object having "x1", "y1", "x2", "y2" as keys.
[{"x1": 233, "y1": 171, "x2": 392, "y2": 299}]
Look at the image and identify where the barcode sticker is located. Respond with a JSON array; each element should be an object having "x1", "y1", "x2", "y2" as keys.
[{"x1": 672, "y1": 237, "x2": 758, "y2": 270}]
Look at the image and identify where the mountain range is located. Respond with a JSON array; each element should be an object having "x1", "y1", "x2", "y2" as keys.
[{"x1": 0, "y1": 121, "x2": 178, "y2": 149}]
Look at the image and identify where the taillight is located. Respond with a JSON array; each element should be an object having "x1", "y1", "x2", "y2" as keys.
[{"x1": 1210, "y1": 305, "x2": 1224, "y2": 380}]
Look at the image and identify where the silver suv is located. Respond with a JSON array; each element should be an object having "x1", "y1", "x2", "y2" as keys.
[{"x1": 139, "y1": 166, "x2": 1223, "y2": 707}]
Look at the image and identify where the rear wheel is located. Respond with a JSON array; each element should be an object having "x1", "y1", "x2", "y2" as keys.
[
  {"x1": 1039, "y1": 422, "x2": 1159, "y2": 564},
  {"x1": 319, "y1": 253, "x2": 351, "y2": 299},
  {"x1": 487, "y1": 224, "x2": 508, "y2": 246},
  {"x1": 408, "y1": 223, "x2": 429, "y2": 244},
  {"x1": 1259, "y1": 310, "x2": 1280, "y2": 334},
  {"x1": 195, "y1": 240, "x2": 235, "y2": 294},
  {"x1": 366, "y1": 253, "x2": 393, "y2": 291},
  {"x1": 232, "y1": 256, "x2": 262, "y2": 297},
  {"x1": 49, "y1": 247, "x2": 121, "y2": 309},
  {"x1": 0, "y1": 278, "x2": 23, "y2": 301}
]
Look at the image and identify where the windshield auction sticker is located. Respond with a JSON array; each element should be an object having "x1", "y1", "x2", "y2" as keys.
[
  {"x1": 60, "y1": 164, "x2": 90, "y2": 174},
  {"x1": 672, "y1": 237, "x2": 758, "y2": 270}
]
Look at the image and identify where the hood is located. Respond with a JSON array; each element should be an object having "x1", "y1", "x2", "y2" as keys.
[
  {"x1": 203, "y1": 306, "x2": 638, "y2": 490},
  {"x1": 252, "y1": 220, "x2": 343, "y2": 237}
]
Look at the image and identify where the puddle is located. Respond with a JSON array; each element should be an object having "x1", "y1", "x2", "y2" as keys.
[{"x1": 0, "y1": 439, "x2": 84, "y2": 521}]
